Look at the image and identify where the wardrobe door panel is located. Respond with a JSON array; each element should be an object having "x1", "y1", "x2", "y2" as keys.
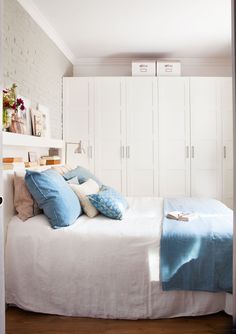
[
  {"x1": 63, "y1": 77, "x2": 94, "y2": 171},
  {"x1": 94, "y1": 78, "x2": 126, "y2": 193},
  {"x1": 190, "y1": 77, "x2": 221, "y2": 199},
  {"x1": 126, "y1": 78, "x2": 158, "y2": 196},
  {"x1": 164, "y1": 171, "x2": 190, "y2": 196},
  {"x1": 64, "y1": 78, "x2": 91, "y2": 142},
  {"x1": 158, "y1": 77, "x2": 190, "y2": 197},
  {"x1": 221, "y1": 78, "x2": 233, "y2": 208}
]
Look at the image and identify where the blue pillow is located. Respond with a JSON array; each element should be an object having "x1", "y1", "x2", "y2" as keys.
[
  {"x1": 25, "y1": 169, "x2": 82, "y2": 229},
  {"x1": 88, "y1": 186, "x2": 128, "y2": 220},
  {"x1": 63, "y1": 166, "x2": 102, "y2": 187}
]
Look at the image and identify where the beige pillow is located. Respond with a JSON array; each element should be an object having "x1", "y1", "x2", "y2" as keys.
[
  {"x1": 14, "y1": 171, "x2": 42, "y2": 221},
  {"x1": 51, "y1": 164, "x2": 72, "y2": 176},
  {"x1": 69, "y1": 179, "x2": 100, "y2": 218}
]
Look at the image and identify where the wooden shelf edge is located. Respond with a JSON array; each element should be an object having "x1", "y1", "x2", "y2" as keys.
[{"x1": 3, "y1": 132, "x2": 65, "y2": 149}]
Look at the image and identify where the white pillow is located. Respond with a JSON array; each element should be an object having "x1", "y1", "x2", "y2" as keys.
[{"x1": 69, "y1": 179, "x2": 100, "y2": 218}]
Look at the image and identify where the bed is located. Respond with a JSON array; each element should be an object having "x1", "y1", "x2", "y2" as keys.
[{"x1": 5, "y1": 196, "x2": 233, "y2": 319}]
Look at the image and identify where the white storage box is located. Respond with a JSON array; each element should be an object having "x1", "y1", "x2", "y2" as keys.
[
  {"x1": 156, "y1": 61, "x2": 181, "y2": 76},
  {"x1": 132, "y1": 61, "x2": 156, "y2": 76}
]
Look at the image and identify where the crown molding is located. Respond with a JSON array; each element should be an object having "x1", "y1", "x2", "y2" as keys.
[
  {"x1": 73, "y1": 57, "x2": 232, "y2": 77},
  {"x1": 74, "y1": 57, "x2": 232, "y2": 66},
  {"x1": 17, "y1": 0, "x2": 76, "y2": 64}
]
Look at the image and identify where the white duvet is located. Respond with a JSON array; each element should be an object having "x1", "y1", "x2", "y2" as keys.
[{"x1": 5, "y1": 197, "x2": 232, "y2": 319}]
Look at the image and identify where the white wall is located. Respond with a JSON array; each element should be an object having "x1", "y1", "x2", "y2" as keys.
[
  {"x1": 3, "y1": 0, "x2": 73, "y2": 139},
  {"x1": 73, "y1": 57, "x2": 232, "y2": 77}
]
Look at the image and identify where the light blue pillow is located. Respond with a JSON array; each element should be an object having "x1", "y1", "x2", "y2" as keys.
[
  {"x1": 88, "y1": 186, "x2": 128, "y2": 220},
  {"x1": 63, "y1": 166, "x2": 102, "y2": 187},
  {"x1": 25, "y1": 169, "x2": 82, "y2": 229}
]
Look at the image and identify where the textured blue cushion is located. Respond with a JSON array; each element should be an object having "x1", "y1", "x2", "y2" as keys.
[
  {"x1": 63, "y1": 166, "x2": 102, "y2": 187},
  {"x1": 25, "y1": 169, "x2": 82, "y2": 229},
  {"x1": 88, "y1": 186, "x2": 128, "y2": 220}
]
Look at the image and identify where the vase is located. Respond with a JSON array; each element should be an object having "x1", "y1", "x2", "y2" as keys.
[
  {"x1": 3, "y1": 108, "x2": 13, "y2": 131},
  {"x1": 9, "y1": 112, "x2": 25, "y2": 134}
]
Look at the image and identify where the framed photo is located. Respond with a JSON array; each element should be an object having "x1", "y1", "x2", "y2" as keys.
[
  {"x1": 30, "y1": 108, "x2": 42, "y2": 137},
  {"x1": 38, "y1": 104, "x2": 51, "y2": 138},
  {"x1": 28, "y1": 152, "x2": 38, "y2": 163},
  {"x1": 16, "y1": 96, "x2": 32, "y2": 135}
]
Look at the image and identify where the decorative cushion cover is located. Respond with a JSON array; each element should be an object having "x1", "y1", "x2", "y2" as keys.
[
  {"x1": 63, "y1": 166, "x2": 102, "y2": 187},
  {"x1": 14, "y1": 171, "x2": 42, "y2": 221},
  {"x1": 88, "y1": 186, "x2": 128, "y2": 220},
  {"x1": 69, "y1": 179, "x2": 100, "y2": 218},
  {"x1": 25, "y1": 169, "x2": 82, "y2": 229}
]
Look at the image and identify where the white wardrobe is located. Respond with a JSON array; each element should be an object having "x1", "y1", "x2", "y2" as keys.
[
  {"x1": 64, "y1": 77, "x2": 158, "y2": 197},
  {"x1": 63, "y1": 76, "x2": 233, "y2": 207}
]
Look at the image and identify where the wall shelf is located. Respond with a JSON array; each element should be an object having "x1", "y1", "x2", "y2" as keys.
[{"x1": 3, "y1": 132, "x2": 64, "y2": 149}]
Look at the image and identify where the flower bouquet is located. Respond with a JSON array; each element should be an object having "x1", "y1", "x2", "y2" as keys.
[{"x1": 3, "y1": 83, "x2": 26, "y2": 133}]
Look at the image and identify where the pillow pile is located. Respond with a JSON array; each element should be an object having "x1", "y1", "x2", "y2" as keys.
[
  {"x1": 25, "y1": 169, "x2": 82, "y2": 229},
  {"x1": 64, "y1": 166, "x2": 128, "y2": 220},
  {"x1": 17, "y1": 165, "x2": 128, "y2": 227}
]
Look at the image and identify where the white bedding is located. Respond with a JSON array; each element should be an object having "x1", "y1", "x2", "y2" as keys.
[{"x1": 5, "y1": 197, "x2": 232, "y2": 319}]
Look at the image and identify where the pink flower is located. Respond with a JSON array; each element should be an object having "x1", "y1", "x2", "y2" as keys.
[{"x1": 20, "y1": 104, "x2": 25, "y2": 111}]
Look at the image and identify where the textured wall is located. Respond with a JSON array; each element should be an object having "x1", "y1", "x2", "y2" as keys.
[{"x1": 3, "y1": 0, "x2": 73, "y2": 139}]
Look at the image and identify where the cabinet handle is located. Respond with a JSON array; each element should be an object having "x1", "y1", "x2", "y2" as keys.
[
  {"x1": 191, "y1": 146, "x2": 195, "y2": 159},
  {"x1": 120, "y1": 146, "x2": 125, "y2": 159},
  {"x1": 186, "y1": 146, "x2": 189, "y2": 159},
  {"x1": 126, "y1": 146, "x2": 130, "y2": 159},
  {"x1": 224, "y1": 146, "x2": 227, "y2": 159}
]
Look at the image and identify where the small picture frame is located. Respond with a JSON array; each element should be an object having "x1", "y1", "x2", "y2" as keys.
[
  {"x1": 30, "y1": 108, "x2": 42, "y2": 137},
  {"x1": 28, "y1": 152, "x2": 38, "y2": 163},
  {"x1": 38, "y1": 104, "x2": 51, "y2": 138},
  {"x1": 18, "y1": 96, "x2": 32, "y2": 135}
]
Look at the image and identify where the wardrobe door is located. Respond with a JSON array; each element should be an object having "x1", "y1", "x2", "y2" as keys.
[
  {"x1": 221, "y1": 78, "x2": 233, "y2": 208},
  {"x1": 63, "y1": 77, "x2": 95, "y2": 171},
  {"x1": 190, "y1": 77, "x2": 222, "y2": 199},
  {"x1": 126, "y1": 78, "x2": 158, "y2": 196},
  {"x1": 158, "y1": 77, "x2": 190, "y2": 197},
  {"x1": 94, "y1": 78, "x2": 126, "y2": 193}
]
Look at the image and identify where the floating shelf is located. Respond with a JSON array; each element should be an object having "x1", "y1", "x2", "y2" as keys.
[{"x1": 3, "y1": 132, "x2": 64, "y2": 149}]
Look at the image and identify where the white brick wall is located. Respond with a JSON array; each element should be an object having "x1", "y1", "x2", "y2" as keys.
[{"x1": 3, "y1": 0, "x2": 73, "y2": 139}]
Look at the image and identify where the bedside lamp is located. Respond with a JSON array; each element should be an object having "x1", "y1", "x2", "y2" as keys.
[{"x1": 65, "y1": 141, "x2": 86, "y2": 164}]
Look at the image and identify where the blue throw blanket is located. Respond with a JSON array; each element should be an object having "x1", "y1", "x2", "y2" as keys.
[{"x1": 160, "y1": 198, "x2": 233, "y2": 293}]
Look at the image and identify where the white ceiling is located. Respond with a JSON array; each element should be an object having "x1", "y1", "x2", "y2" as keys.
[{"x1": 19, "y1": 0, "x2": 231, "y2": 63}]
